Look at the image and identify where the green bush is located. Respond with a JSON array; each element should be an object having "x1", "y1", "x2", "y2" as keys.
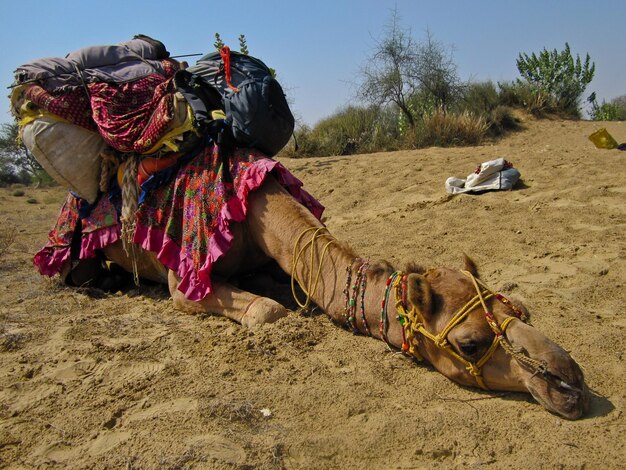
[
  {"x1": 516, "y1": 43, "x2": 594, "y2": 118},
  {"x1": 460, "y1": 81, "x2": 500, "y2": 115},
  {"x1": 283, "y1": 78, "x2": 534, "y2": 157},
  {"x1": 487, "y1": 105, "x2": 520, "y2": 136},
  {"x1": 286, "y1": 125, "x2": 323, "y2": 158},
  {"x1": 589, "y1": 93, "x2": 626, "y2": 121},
  {"x1": 498, "y1": 81, "x2": 554, "y2": 116},
  {"x1": 458, "y1": 82, "x2": 520, "y2": 136}
]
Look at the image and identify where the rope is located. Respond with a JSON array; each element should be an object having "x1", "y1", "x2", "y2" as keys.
[
  {"x1": 219, "y1": 46, "x2": 240, "y2": 92},
  {"x1": 290, "y1": 227, "x2": 335, "y2": 313},
  {"x1": 393, "y1": 274, "x2": 424, "y2": 360},
  {"x1": 389, "y1": 268, "x2": 547, "y2": 389},
  {"x1": 462, "y1": 271, "x2": 547, "y2": 371},
  {"x1": 499, "y1": 328, "x2": 548, "y2": 373},
  {"x1": 72, "y1": 62, "x2": 91, "y2": 100},
  {"x1": 120, "y1": 154, "x2": 140, "y2": 285}
]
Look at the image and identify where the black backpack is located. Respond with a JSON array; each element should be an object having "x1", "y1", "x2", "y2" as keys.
[{"x1": 176, "y1": 46, "x2": 294, "y2": 157}]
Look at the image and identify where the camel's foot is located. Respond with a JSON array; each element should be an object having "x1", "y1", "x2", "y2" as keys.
[
  {"x1": 241, "y1": 297, "x2": 288, "y2": 327},
  {"x1": 63, "y1": 257, "x2": 132, "y2": 293},
  {"x1": 168, "y1": 270, "x2": 288, "y2": 327}
]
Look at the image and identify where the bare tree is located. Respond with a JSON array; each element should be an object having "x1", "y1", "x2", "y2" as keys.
[
  {"x1": 412, "y1": 29, "x2": 463, "y2": 112},
  {"x1": 358, "y1": 9, "x2": 419, "y2": 128},
  {"x1": 358, "y1": 11, "x2": 463, "y2": 127}
]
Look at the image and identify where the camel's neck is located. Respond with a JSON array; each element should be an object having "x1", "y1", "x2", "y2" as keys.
[
  {"x1": 287, "y1": 227, "x2": 407, "y2": 348},
  {"x1": 247, "y1": 177, "x2": 406, "y2": 350},
  {"x1": 303, "y1": 250, "x2": 406, "y2": 349}
]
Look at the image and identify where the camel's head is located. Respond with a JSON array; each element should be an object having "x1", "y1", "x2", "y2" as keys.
[{"x1": 402, "y1": 258, "x2": 589, "y2": 420}]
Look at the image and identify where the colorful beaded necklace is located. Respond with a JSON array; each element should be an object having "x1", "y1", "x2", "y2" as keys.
[
  {"x1": 343, "y1": 260, "x2": 371, "y2": 336},
  {"x1": 379, "y1": 271, "x2": 409, "y2": 351}
]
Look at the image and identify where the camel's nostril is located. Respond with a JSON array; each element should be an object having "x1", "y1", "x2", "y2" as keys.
[{"x1": 459, "y1": 341, "x2": 478, "y2": 356}]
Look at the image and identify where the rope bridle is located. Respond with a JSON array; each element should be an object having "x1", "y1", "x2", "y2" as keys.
[
  {"x1": 290, "y1": 227, "x2": 335, "y2": 313},
  {"x1": 386, "y1": 269, "x2": 546, "y2": 390},
  {"x1": 288, "y1": 230, "x2": 562, "y2": 392}
]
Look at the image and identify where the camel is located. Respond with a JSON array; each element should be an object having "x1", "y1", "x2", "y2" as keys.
[{"x1": 80, "y1": 174, "x2": 589, "y2": 421}]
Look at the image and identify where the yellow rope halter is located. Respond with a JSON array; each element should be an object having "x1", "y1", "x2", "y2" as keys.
[
  {"x1": 290, "y1": 227, "x2": 335, "y2": 312},
  {"x1": 395, "y1": 270, "x2": 518, "y2": 390}
]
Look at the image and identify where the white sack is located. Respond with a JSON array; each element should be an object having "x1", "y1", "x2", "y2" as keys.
[
  {"x1": 22, "y1": 117, "x2": 106, "y2": 203},
  {"x1": 445, "y1": 158, "x2": 520, "y2": 194}
]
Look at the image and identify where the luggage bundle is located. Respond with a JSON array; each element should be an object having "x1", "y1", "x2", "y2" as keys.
[
  {"x1": 11, "y1": 35, "x2": 294, "y2": 203},
  {"x1": 445, "y1": 158, "x2": 521, "y2": 194}
]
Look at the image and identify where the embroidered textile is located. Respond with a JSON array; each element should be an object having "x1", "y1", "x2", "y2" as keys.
[
  {"x1": 23, "y1": 60, "x2": 179, "y2": 154},
  {"x1": 34, "y1": 145, "x2": 324, "y2": 300}
]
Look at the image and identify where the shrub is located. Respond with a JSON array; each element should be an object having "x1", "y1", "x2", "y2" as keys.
[
  {"x1": 498, "y1": 81, "x2": 554, "y2": 116},
  {"x1": 460, "y1": 81, "x2": 500, "y2": 116},
  {"x1": 486, "y1": 105, "x2": 520, "y2": 136},
  {"x1": 516, "y1": 43, "x2": 595, "y2": 118},
  {"x1": 314, "y1": 105, "x2": 390, "y2": 155},
  {"x1": 589, "y1": 93, "x2": 626, "y2": 121},
  {"x1": 458, "y1": 82, "x2": 520, "y2": 136},
  {"x1": 284, "y1": 105, "x2": 399, "y2": 157},
  {"x1": 0, "y1": 227, "x2": 16, "y2": 257},
  {"x1": 407, "y1": 110, "x2": 488, "y2": 148},
  {"x1": 284, "y1": 125, "x2": 323, "y2": 158},
  {"x1": 283, "y1": 80, "x2": 528, "y2": 157}
]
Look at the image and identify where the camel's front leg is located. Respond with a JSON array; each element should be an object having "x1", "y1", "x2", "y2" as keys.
[{"x1": 167, "y1": 271, "x2": 288, "y2": 327}]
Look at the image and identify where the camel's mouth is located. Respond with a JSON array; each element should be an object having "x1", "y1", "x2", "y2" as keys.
[{"x1": 525, "y1": 367, "x2": 590, "y2": 420}]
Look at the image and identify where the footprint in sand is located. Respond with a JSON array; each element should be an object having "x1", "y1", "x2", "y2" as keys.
[
  {"x1": 1, "y1": 371, "x2": 66, "y2": 415},
  {"x1": 185, "y1": 434, "x2": 246, "y2": 465},
  {"x1": 32, "y1": 442, "x2": 77, "y2": 463},
  {"x1": 51, "y1": 360, "x2": 98, "y2": 380},
  {"x1": 54, "y1": 398, "x2": 199, "y2": 462},
  {"x1": 97, "y1": 323, "x2": 170, "y2": 349},
  {"x1": 33, "y1": 431, "x2": 132, "y2": 464},
  {"x1": 48, "y1": 359, "x2": 164, "y2": 386},
  {"x1": 87, "y1": 431, "x2": 131, "y2": 456},
  {"x1": 122, "y1": 397, "x2": 198, "y2": 425},
  {"x1": 97, "y1": 361, "x2": 166, "y2": 385},
  {"x1": 518, "y1": 259, "x2": 578, "y2": 284}
]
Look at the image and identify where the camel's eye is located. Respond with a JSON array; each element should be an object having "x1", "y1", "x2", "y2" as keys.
[{"x1": 458, "y1": 341, "x2": 478, "y2": 357}]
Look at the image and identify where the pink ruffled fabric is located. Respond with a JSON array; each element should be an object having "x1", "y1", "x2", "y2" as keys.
[
  {"x1": 133, "y1": 155, "x2": 323, "y2": 301},
  {"x1": 33, "y1": 246, "x2": 71, "y2": 277},
  {"x1": 34, "y1": 147, "x2": 324, "y2": 302},
  {"x1": 34, "y1": 194, "x2": 121, "y2": 276}
]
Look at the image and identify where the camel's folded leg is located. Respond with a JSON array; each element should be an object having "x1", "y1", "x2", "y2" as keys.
[{"x1": 167, "y1": 271, "x2": 288, "y2": 327}]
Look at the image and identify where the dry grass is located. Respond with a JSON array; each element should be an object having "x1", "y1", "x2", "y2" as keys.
[
  {"x1": 0, "y1": 331, "x2": 29, "y2": 352},
  {"x1": 409, "y1": 110, "x2": 489, "y2": 147},
  {"x1": 157, "y1": 446, "x2": 209, "y2": 469},
  {"x1": 0, "y1": 226, "x2": 17, "y2": 258},
  {"x1": 202, "y1": 397, "x2": 258, "y2": 423}
]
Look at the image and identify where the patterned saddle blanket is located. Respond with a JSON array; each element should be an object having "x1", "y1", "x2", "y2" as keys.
[{"x1": 34, "y1": 144, "x2": 324, "y2": 300}]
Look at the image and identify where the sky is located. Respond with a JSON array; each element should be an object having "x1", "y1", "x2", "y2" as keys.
[{"x1": 1, "y1": 0, "x2": 625, "y2": 127}]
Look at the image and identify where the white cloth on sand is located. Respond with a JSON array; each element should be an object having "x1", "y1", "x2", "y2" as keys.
[{"x1": 445, "y1": 158, "x2": 520, "y2": 194}]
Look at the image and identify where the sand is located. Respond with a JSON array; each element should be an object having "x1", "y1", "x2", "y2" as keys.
[{"x1": 0, "y1": 116, "x2": 624, "y2": 469}]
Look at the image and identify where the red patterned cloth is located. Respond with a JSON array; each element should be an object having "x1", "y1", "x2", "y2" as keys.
[
  {"x1": 34, "y1": 145, "x2": 324, "y2": 301},
  {"x1": 25, "y1": 85, "x2": 97, "y2": 131},
  {"x1": 24, "y1": 59, "x2": 180, "y2": 154},
  {"x1": 33, "y1": 193, "x2": 120, "y2": 276}
]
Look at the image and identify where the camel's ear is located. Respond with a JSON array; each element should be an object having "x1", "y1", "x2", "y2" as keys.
[
  {"x1": 406, "y1": 273, "x2": 433, "y2": 319},
  {"x1": 463, "y1": 255, "x2": 479, "y2": 277}
]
